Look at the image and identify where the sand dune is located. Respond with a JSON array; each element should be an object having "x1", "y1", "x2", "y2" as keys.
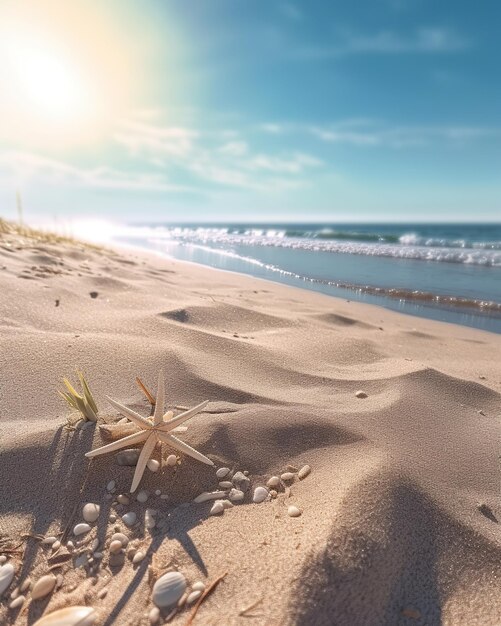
[{"x1": 0, "y1": 231, "x2": 500, "y2": 625}]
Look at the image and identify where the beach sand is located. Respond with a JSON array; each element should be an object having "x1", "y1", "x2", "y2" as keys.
[{"x1": 0, "y1": 229, "x2": 500, "y2": 625}]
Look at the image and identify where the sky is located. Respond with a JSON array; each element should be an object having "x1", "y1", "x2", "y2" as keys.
[{"x1": 0, "y1": 0, "x2": 500, "y2": 224}]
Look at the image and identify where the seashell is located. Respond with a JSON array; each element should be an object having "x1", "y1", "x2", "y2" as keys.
[
  {"x1": 152, "y1": 571, "x2": 187, "y2": 608},
  {"x1": 109, "y1": 540, "x2": 123, "y2": 554},
  {"x1": 194, "y1": 491, "x2": 227, "y2": 504},
  {"x1": 82, "y1": 503, "x2": 100, "y2": 523},
  {"x1": 10, "y1": 586, "x2": 19, "y2": 599},
  {"x1": 73, "y1": 523, "x2": 91, "y2": 536},
  {"x1": 232, "y1": 471, "x2": 250, "y2": 492},
  {"x1": 121, "y1": 512, "x2": 137, "y2": 527},
  {"x1": 106, "y1": 480, "x2": 116, "y2": 492},
  {"x1": 136, "y1": 490, "x2": 149, "y2": 503},
  {"x1": 166, "y1": 454, "x2": 177, "y2": 466},
  {"x1": 32, "y1": 606, "x2": 97, "y2": 626},
  {"x1": 228, "y1": 488, "x2": 245, "y2": 503},
  {"x1": 287, "y1": 505, "x2": 302, "y2": 517},
  {"x1": 216, "y1": 467, "x2": 230, "y2": 480},
  {"x1": 355, "y1": 390, "x2": 368, "y2": 398},
  {"x1": 186, "y1": 590, "x2": 202, "y2": 604},
  {"x1": 147, "y1": 459, "x2": 160, "y2": 472},
  {"x1": 9, "y1": 595, "x2": 25, "y2": 609},
  {"x1": 252, "y1": 487, "x2": 269, "y2": 504},
  {"x1": 149, "y1": 607, "x2": 160, "y2": 624},
  {"x1": 42, "y1": 536, "x2": 58, "y2": 545},
  {"x1": 218, "y1": 481, "x2": 233, "y2": 489},
  {"x1": 266, "y1": 476, "x2": 280, "y2": 488},
  {"x1": 111, "y1": 532, "x2": 129, "y2": 547},
  {"x1": 191, "y1": 581, "x2": 205, "y2": 592},
  {"x1": 132, "y1": 551, "x2": 145, "y2": 564},
  {"x1": 209, "y1": 501, "x2": 224, "y2": 516},
  {"x1": 117, "y1": 494, "x2": 130, "y2": 505},
  {"x1": 298, "y1": 465, "x2": 311, "y2": 480},
  {"x1": 32, "y1": 574, "x2": 57, "y2": 600},
  {"x1": 0, "y1": 563, "x2": 15, "y2": 596},
  {"x1": 280, "y1": 472, "x2": 295, "y2": 482},
  {"x1": 20, "y1": 577, "x2": 31, "y2": 592}
]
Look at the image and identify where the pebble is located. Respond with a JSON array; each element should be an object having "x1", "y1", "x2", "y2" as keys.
[
  {"x1": 111, "y1": 533, "x2": 129, "y2": 547},
  {"x1": 116, "y1": 449, "x2": 140, "y2": 466},
  {"x1": 145, "y1": 509, "x2": 157, "y2": 529},
  {"x1": 147, "y1": 459, "x2": 160, "y2": 472},
  {"x1": 280, "y1": 472, "x2": 295, "y2": 482},
  {"x1": 228, "y1": 488, "x2": 245, "y2": 503},
  {"x1": 270, "y1": 490, "x2": 278, "y2": 498},
  {"x1": 166, "y1": 454, "x2": 177, "y2": 466},
  {"x1": 137, "y1": 490, "x2": 149, "y2": 503},
  {"x1": 220, "y1": 499, "x2": 233, "y2": 509},
  {"x1": 209, "y1": 501, "x2": 225, "y2": 516},
  {"x1": 97, "y1": 588, "x2": 108, "y2": 599},
  {"x1": 266, "y1": 476, "x2": 281, "y2": 488},
  {"x1": 20, "y1": 578, "x2": 31, "y2": 593},
  {"x1": 109, "y1": 514, "x2": 117, "y2": 523},
  {"x1": 91, "y1": 539, "x2": 100, "y2": 552},
  {"x1": 42, "y1": 536, "x2": 58, "y2": 545},
  {"x1": 52, "y1": 541, "x2": 61, "y2": 551},
  {"x1": 32, "y1": 574, "x2": 57, "y2": 600},
  {"x1": 216, "y1": 467, "x2": 230, "y2": 480},
  {"x1": 67, "y1": 541, "x2": 75, "y2": 550},
  {"x1": 149, "y1": 607, "x2": 160, "y2": 624},
  {"x1": 232, "y1": 471, "x2": 250, "y2": 492},
  {"x1": 194, "y1": 490, "x2": 227, "y2": 504},
  {"x1": 152, "y1": 571, "x2": 187, "y2": 608},
  {"x1": 73, "y1": 523, "x2": 91, "y2": 536},
  {"x1": 0, "y1": 563, "x2": 15, "y2": 596},
  {"x1": 121, "y1": 512, "x2": 137, "y2": 527},
  {"x1": 298, "y1": 465, "x2": 311, "y2": 480},
  {"x1": 218, "y1": 481, "x2": 233, "y2": 489},
  {"x1": 355, "y1": 390, "x2": 368, "y2": 398},
  {"x1": 31, "y1": 607, "x2": 97, "y2": 626},
  {"x1": 117, "y1": 494, "x2": 130, "y2": 505},
  {"x1": 132, "y1": 551, "x2": 146, "y2": 564},
  {"x1": 82, "y1": 503, "x2": 100, "y2": 523},
  {"x1": 9, "y1": 595, "x2": 25, "y2": 609},
  {"x1": 186, "y1": 590, "x2": 202, "y2": 604},
  {"x1": 288, "y1": 505, "x2": 302, "y2": 517},
  {"x1": 252, "y1": 487, "x2": 269, "y2": 504},
  {"x1": 155, "y1": 489, "x2": 162, "y2": 496},
  {"x1": 109, "y1": 540, "x2": 123, "y2": 554},
  {"x1": 107, "y1": 480, "x2": 116, "y2": 492}
]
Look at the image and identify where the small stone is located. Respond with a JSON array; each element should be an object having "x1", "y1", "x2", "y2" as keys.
[
  {"x1": 355, "y1": 390, "x2": 368, "y2": 398},
  {"x1": 0, "y1": 563, "x2": 15, "y2": 596},
  {"x1": 145, "y1": 509, "x2": 157, "y2": 529},
  {"x1": 218, "y1": 481, "x2": 233, "y2": 489},
  {"x1": 51, "y1": 541, "x2": 61, "y2": 551},
  {"x1": 266, "y1": 476, "x2": 280, "y2": 488},
  {"x1": 288, "y1": 505, "x2": 302, "y2": 517},
  {"x1": 155, "y1": 489, "x2": 162, "y2": 496},
  {"x1": 116, "y1": 449, "x2": 140, "y2": 466},
  {"x1": 42, "y1": 536, "x2": 58, "y2": 545},
  {"x1": 109, "y1": 514, "x2": 117, "y2": 523},
  {"x1": 232, "y1": 471, "x2": 250, "y2": 492},
  {"x1": 20, "y1": 578, "x2": 31, "y2": 593},
  {"x1": 191, "y1": 581, "x2": 206, "y2": 592},
  {"x1": 111, "y1": 533, "x2": 129, "y2": 547},
  {"x1": 98, "y1": 588, "x2": 108, "y2": 599},
  {"x1": 73, "y1": 523, "x2": 91, "y2": 536},
  {"x1": 298, "y1": 465, "x2": 311, "y2": 480},
  {"x1": 216, "y1": 467, "x2": 230, "y2": 479},
  {"x1": 220, "y1": 499, "x2": 233, "y2": 509},
  {"x1": 82, "y1": 503, "x2": 100, "y2": 523},
  {"x1": 152, "y1": 571, "x2": 187, "y2": 608},
  {"x1": 149, "y1": 607, "x2": 160, "y2": 624},
  {"x1": 252, "y1": 487, "x2": 269, "y2": 504},
  {"x1": 166, "y1": 454, "x2": 177, "y2": 466},
  {"x1": 186, "y1": 590, "x2": 202, "y2": 604},
  {"x1": 280, "y1": 472, "x2": 295, "y2": 482},
  {"x1": 137, "y1": 490, "x2": 149, "y2": 503},
  {"x1": 9, "y1": 595, "x2": 25, "y2": 609},
  {"x1": 122, "y1": 512, "x2": 137, "y2": 527},
  {"x1": 270, "y1": 490, "x2": 278, "y2": 498},
  {"x1": 66, "y1": 541, "x2": 75, "y2": 550},
  {"x1": 209, "y1": 501, "x2": 225, "y2": 516},
  {"x1": 109, "y1": 540, "x2": 123, "y2": 554},
  {"x1": 90, "y1": 291, "x2": 99, "y2": 299},
  {"x1": 107, "y1": 480, "x2": 116, "y2": 492},
  {"x1": 132, "y1": 551, "x2": 146, "y2": 564},
  {"x1": 147, "y1": 459, "x2": 160, "y2": 472},
  {"x1": 228, "y1": 488, "x2": 245, "y2": 503},
  {"x1": 32, "y1": 574, "x2": 57, "y2": 600}
]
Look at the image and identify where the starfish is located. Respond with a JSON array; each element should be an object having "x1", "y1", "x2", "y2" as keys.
[{"x1": 85, "y1": 371, "x2": 213, "y2": 492}]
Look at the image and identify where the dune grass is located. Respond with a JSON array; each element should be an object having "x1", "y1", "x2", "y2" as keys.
[{"x1": 0, "y1": 217, "x2": 103, "y2": 250}]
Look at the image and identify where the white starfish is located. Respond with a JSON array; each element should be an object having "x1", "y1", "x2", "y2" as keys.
[{"x1": 85, "y1": 371, "x2": 213, "y2": 492}]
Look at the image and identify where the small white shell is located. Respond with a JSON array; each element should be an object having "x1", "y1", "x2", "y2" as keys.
[
  {"x1": 218, "y1": 481, "x2": 233, "y2": 489},
  {"x1": 132, "y1": 551, "x2": 146, "y2": 564},
  {"x1": 32, "y1": 606, "x2": 97, "y2": 626},
  {"x1": 191, "y1": 581, "x2": 206, "y2": 592},
  {"x1": 280, "y1": 472, "x2": 295, "y2": 482},
  {"x1": 186, "y1": 590, "x2": 202, "y2": 604},
  {"x1": 266, "y1": 476, "x2": 281, "y2": 488},
  {"x1": 194, "y1": 491, "x2": 227, "y2": 504},
  {"x1": 20, "y1": 577, "x2": 31, "y2": 592},
  {"x1": 209, "y1": 501, "x2": 224, "y2": 516},
  {"x1": 42, "y1": 536, "x2": 58, "y2": 545},
  {"x1": 287, "y1": 505, "x2": 302, "y2": 517},
  {"x1": 152, "y1": 571, "x2": 187, "y2": 608},
  {"x1": 216, "y1": 467, "x2": 230, "y2": 479},
  {"x1": 9, "y1": 595, "x2": 25, "y2": 609},
  {"x1": 121, "y1": 512, "x2": 137, "y2": 527},
  {"x1": 147, "y1": 459, "x2": 160, "y2": 472},
  {"x1": 166, "y1": 454, "x2": 177, "y2": 466},
  {"x1": 32, "y1": 574, "x2": 57, "y2": 600},
  {"x1": 0, "y1": 563, "x2": 15, "y2": 596},
  {"x1": 82, "y1": 503, "x2": 100, "y2": 523},
  {"x1": 252, "y1": 487, "x2": 269, "y2": 504},
  {"x1": 298, "y1": 465, "x2": 311, "y2": 480},
  {"x1": 145, "y1": 509, "x2": 156, "y2": 529},
  {"x1": 111, "y1": 533, "x2": 129, "y2": 547},
  {"x1": 109, "y1": 540, "x2": 123, "y2": 554},
  {"x1": 73, "y1": 523, "x2": 91, "y2": 536},
  {"x1": 51, "y1": 541, "x2": 61, "y2": 551},
  {"x1": 149, "y1": 607, "x2": 160, "y2": 624}
]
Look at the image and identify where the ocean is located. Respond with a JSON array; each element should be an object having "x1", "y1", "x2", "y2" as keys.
[{"x1": 114, "y1": 223, "x2": 501, "y2": 334}]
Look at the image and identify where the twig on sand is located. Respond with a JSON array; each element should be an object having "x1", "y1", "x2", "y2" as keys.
[
  {"x1": 136, "y1": 377, "x2": 156, "y2": 406},
  {"x1": 184, "y1": 572, "x2": 228, "y2": 626},
  {"x1": 239, "y1": 596, "x2": 263, "y2": 617}
]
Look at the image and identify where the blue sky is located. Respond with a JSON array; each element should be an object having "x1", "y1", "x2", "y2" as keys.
[{"x1": 0, "y1": 0, "x2": 500, "y2": 223}]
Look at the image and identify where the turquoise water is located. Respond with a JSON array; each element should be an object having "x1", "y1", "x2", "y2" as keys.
[{"x1": 116, "y1": 223, "x2": 501, "y2": 334}]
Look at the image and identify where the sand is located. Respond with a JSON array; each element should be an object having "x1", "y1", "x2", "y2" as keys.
[{"x1": 0, "y1": 229, "x2": 500, "y2": 626}]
